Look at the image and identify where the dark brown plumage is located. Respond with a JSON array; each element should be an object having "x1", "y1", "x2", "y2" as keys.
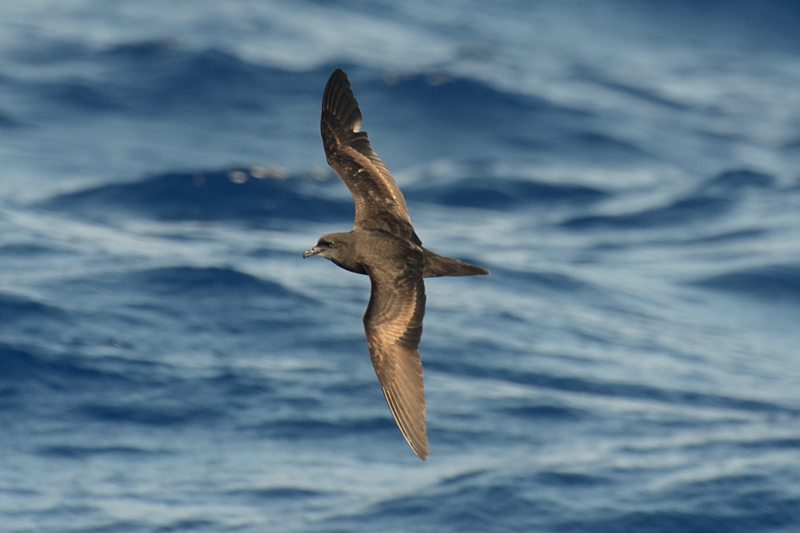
[{"x1": 304, "y1": 68, "x2": 489, "y2": 460}]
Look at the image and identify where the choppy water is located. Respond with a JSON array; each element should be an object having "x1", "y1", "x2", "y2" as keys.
[{"x1": 2, "y1": 1, "x2": 800, "y2": 532}]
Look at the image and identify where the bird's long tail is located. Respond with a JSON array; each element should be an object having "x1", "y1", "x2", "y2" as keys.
[{"x1": 422, "y1": 248, "x2": 490, "y2": 278}]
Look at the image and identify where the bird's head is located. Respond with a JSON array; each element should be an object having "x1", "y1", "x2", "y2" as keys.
[
  {"x1": 303, "y1": 232, "x2": 362, "y2": 273},
  {"x1": 303, "y1": 233, "x2": 340, "y2": 259}
]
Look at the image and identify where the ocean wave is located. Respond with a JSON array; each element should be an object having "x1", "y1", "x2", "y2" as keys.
[
  {"x1": 9, "y1": 42, "x2": 325, "y2": 118},
  {"x1": 406, "y1": 177, "x2": 607, "y2": 210},
  {"x1": 38, "y1": 169, "x2": 351, "y2": 224},
  {"x1": 488, "y1": 267, "x2": 598, "y2": 293},
  {"x1": 359, "y1": 70, "x2": 597, "y2": 164},
  {"x1": 125, "y1": 266, "x2": 304, "y2": 298},
  {"x1": 226, "y1": 487, "x2": 326, "y2": 502},
  {"x1": 37, "y1": 166, "x2": 610, "y2": 226},
  {"x1": 0, "y1": 109, "x2": 19, "y2": 128},
  {"x1": 48, "y1": 265, "x2": 312, "y2": 308},
  {"x1": 0, "y1": 343, "x2": 130, "y2": 396},
  {"x1": 0, "y1": 292, "x2": 65, "y2": 322},
  {"x1": 36, "y1": 444, "x2": 168, "y2": 458},
  {"x1": 256, "y1": 417, "x2": 398, "y2": 440},
  {"x1": 426, "y1": 360, "x2": 793, "y2": 416},
  {"x1": 692, "y1": 264, "x2": 800, "y2": 303},
  {"x1": 79, "y1": 401, "x2": 222, "y2": 426},
  {"x1": 0, "y1": 243, "x2": 73, "y2": 256},
  {"x1": 562, "y1": 169, "x2": 778, "y2": 230},
  {"x1": 500, "y1": 403, "x2": 586, "y2": 422},
  {"x1": 562, "y1": 196, "x2": 731, "y2": 230}
]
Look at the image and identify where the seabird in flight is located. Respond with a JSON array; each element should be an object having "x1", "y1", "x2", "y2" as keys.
[{"x1": 304, "y1": 68, "x2": 489, "y2": 460}]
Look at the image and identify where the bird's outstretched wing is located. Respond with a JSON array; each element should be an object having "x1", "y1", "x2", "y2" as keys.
[
  {"x1": 363, "y1": 263, "x2": 428, "y2": 460},
  {"x1": 321, "y1": 69, "x2": 420, "y2": 245}
]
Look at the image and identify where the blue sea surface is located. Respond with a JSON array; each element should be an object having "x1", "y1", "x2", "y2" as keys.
[{"x1": 2, "y1": 1, "x2": 800, "y2": 531}]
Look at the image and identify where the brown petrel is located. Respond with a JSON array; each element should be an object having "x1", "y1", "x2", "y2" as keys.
[{"x1": 304, "y1": 69, "x2": 489, "y2": 460}]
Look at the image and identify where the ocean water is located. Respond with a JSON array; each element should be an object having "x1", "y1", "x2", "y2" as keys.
[{"x1": 2, "y1": 1, "x2": 800, "y2": 531}]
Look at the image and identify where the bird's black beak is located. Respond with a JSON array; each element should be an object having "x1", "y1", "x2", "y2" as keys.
[{"x1": 303, "y1": 247, "x2": 321, "y2": 259}]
